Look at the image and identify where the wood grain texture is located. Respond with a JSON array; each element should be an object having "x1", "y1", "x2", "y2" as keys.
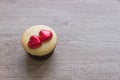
[{"x1": 0, "y1": 0, "x2": 120, "y2": 80}]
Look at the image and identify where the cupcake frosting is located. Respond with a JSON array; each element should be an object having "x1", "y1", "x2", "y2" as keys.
[{"x1": 22, "y1": 25, "x2": 57, "y2": 56}]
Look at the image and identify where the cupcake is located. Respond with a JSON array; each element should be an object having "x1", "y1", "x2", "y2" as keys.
[{"x1": 22, "y1": 25, "x2": 57, "y2": 60}]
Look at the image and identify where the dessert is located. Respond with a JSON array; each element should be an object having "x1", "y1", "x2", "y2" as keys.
[{"x1": 22, "y1": 25, "x2": 57, "y2": 60}]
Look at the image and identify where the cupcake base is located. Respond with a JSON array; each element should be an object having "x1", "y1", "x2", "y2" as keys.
[{"x1": 27, "y1": 50, "x2": 54, "y2": 60}]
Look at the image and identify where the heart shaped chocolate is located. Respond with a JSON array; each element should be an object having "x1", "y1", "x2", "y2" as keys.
[
  {"x1": 39, "y1": 29, "x2": 53, "y2": 42},
  {"x1": 28, "y1": 35, "x2": 42, "y2": 49}
]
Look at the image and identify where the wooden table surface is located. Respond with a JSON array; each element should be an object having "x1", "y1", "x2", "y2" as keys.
[{"x1": 1, "y1": 0, "x2": 120, "y2": 80}]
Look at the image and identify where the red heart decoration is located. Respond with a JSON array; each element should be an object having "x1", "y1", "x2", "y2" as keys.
[
  {"x1": 39, "y1": 29, "x2": 53, "y2": 42},
  {"x1": 28, "y1": 35, "x2": 42, "y2": 49}
]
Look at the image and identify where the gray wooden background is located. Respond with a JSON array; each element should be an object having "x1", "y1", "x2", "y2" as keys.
[{"x1": 0, "y1": 0, "x2": 120, "y2": 80}]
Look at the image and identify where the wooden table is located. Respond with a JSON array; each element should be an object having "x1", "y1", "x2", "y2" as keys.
[{"x1": 1, "y1": 0, "x2": 120, "y2": 80}]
